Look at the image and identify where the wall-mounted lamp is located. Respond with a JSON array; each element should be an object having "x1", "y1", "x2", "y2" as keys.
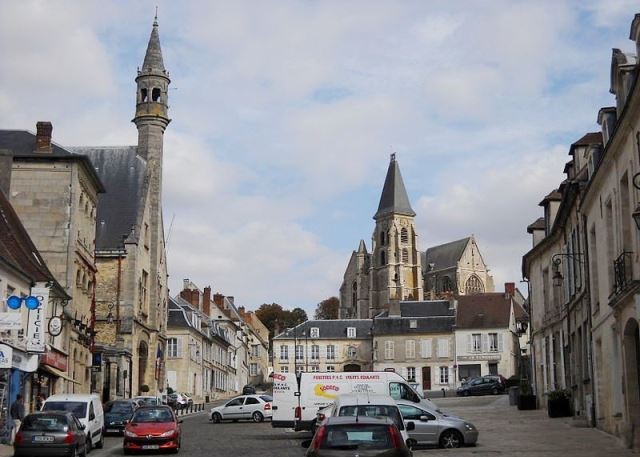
[
  {"x1": 106, "y1": 302, "x2": 115, "y2": 324},
  {"x1": 552, "y1": 252, "x2": 585, "y2": 288}
]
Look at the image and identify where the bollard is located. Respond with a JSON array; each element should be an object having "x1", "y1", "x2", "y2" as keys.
[{"x1": 442, "y1": 388, "x2": 446, "y2": 397}]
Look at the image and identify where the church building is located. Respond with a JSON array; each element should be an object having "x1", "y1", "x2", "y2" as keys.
[{"x1": 339, "y1": 155, "x2": 494, "y2": 319}]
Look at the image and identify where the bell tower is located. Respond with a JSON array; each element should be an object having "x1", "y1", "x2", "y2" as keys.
[{"x1": 369, "y1": 154, "x2": 423, "y2": 316}]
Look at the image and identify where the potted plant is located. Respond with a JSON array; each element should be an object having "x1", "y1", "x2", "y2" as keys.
[
  {"x1": 140, "y1": 384, "x2": 150, "y2": 394},
  {"x1": 547, "y1": 389, "x2": 572, "y2": 417},
  {"x1": 517, "y1": 379, "x2": 537, "y2": 410}
]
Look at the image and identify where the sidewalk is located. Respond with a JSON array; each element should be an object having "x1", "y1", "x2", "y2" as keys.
[{"x1": 413, "y1": 395, "x2": 635, "y2": 457}]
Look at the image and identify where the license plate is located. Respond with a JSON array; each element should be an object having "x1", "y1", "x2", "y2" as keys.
[
  {"x1": 106, "y1": 429, "x2": 120, "y2": 433},
  {"x1": 142, "y1": 445, "x2": 160, "y2": 450},
  {"x1": 33, "y1": 435, "x2": 54, "y2": 442}
]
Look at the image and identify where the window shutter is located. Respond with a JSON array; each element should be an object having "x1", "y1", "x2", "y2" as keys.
[
  {"x1": 177, "y1": 337, "x2": 182, "y2": 358},
  {"x1": 439, "y1": 339, "x2": 449, "y2": 358},
  {"x1": 448, "y1": 367, "x2": 453, "y2": 385},
  {"x1": 421, "y1": 339, "x2": 432, "y2": 358},
  {"x1": 467, "y1": 334, "x2": 472, "y2": 353},
  {"x1": 433, "y1": 339, "x2": 439, "y2": 358},
  {"x1": 498, "y1": 333, "x2": 504, "y2": 352}
]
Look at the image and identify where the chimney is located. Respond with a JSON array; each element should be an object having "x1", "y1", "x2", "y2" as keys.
[
  {"x1": 183, "y1": 279, "x2": 190, "y2": 290},
  {"x1": 190, "y1": 290, "x2": 199, "y2": 308},
  {"x1": 505, "y1": 282, "x2": 515, "y2": 298},
  {"x1": 179, "y1": 289, "x2": 190, "y2": 302},
  {"x1": 388, "y1": 300, "x2": 401, "y2": 317},
  {"x1": 0, "y1": 149, "x2": 13, "y2": 197},
  {"x1": 203, "y1": 286, "x2": 211, "y2": 316},
  {"x1": 213, "y1": 293, "x2": 224, "y2": 307},
  {"x1": 35, "y1": 122, "x2": 53, "y2": 153}
]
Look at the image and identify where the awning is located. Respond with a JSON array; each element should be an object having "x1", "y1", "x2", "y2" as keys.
[{"x1": 41, "y1": 365, "x2": 81, "y2": 384}]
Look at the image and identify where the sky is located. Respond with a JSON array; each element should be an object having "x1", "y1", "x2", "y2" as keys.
[{"x1": 1, "y1": 0, "x2": 638, "y2": 316}]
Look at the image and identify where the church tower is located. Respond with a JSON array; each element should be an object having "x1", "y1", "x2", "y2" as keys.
[{"x1": 369, "y1": 154, "x2": 423, "y2": 316}]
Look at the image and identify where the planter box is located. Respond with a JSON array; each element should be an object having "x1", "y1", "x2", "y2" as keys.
[
  {"x1": 547, "y1": 398, "x2": 571, "y2": 418},
  {"x1": 518, "y1": 394, "x2": 537, "y2": 410}
]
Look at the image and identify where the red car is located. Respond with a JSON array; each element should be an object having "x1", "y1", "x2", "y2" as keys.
[{"x1": 123, "y1": 405, "x2": 182, "y2": 454}]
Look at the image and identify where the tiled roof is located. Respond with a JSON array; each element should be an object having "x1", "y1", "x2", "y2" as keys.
[
  {"x1": 571, "y1": 132, "x2": 602, "y2": 146},
  {"x1": 527, "y1": 217, "x2": 545, "y2": 233},
  {"x1": 456, "y1": 293, "x2": 512, "y2": 329}
]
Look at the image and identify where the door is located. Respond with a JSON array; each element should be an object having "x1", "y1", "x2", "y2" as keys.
[
  {"x1": 222, "y1": 397, "x2": 245, "y2": 419},
  {"x1": 398, "y1": 404, "x2": 438, "y2": 445},
  {"x1": 422, "y1": 367, "x2": 431, "y2": 390},
  {"x1": 488, "y1": 363, "x2": 498, "y2": 375},
  {"x1": 243, "y1": 396, "x2": 260, "y2": 419}
]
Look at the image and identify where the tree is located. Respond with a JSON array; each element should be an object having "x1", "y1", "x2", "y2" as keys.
[
  {"x1": 286, "y1": 307, "x2": 308, "y2": 327},
  {"x1": 314, "y1": 296, "x2": 339, "y2": 320},
  {"x1": 255, "y1": 304, "x2": 308, "y2": 340}
]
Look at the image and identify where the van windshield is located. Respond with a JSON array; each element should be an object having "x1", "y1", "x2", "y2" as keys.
[
  {"x1": 42, "y1": 401, "x2": 87, "y2": 418},
  {"x1": 338, "y1": 405, "x2": 404, "y2": 430}
]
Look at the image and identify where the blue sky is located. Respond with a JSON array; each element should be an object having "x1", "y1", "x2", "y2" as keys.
[{"x1": 1, "y1": 0, "x2": 639, "y2": 315}]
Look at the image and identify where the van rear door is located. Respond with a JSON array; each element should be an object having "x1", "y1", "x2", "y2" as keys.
[{"x1": 271, "y1": 373, "x2": 299, "y2": 428}]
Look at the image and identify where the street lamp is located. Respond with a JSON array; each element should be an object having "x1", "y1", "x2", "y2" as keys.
[
  {"x1": 106, "y1": 303, "x2": 115, "y2": 324},
  {"x1": 551, "y1": 252, "x2": 584, "y2": 288}
]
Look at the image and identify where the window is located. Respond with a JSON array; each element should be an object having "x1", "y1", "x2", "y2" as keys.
[
  {"x1": 141, "y1": 270, "x2": 149, "y2": 310},
  {"x1": 406, "y1": 340, "x2": 415, "y2": 359},
  {"x1": 295, "y1": 366, "x2": 303, "y2": 375},
  {"x1": 326, "y1": 345, "x2": 336, "y2": 360},
  {"x1": 398, "y1": 404, "x2": 434, "y2": 421},
  {"x1": 384, "y1": 341, "x2": 394, "y2": 359},
  {"x1": 402, "y1": 249, "x2": 409, "y2": 263},
  {"x1": 406, "y1": 367, "x2": 416, "y2": 382},
  {"x1": 295, "y1": 345, "x2": 304, "y2": 361},
  {"x1": 251, "y1": 345, "x2": 259, "y2": 357},
  {"x1": 310, "y1": 366, "x2": 319, "y2": 372},
  {"x1": 471, "y1": 334, "x2": 481, "y2": 353},
  {"x1": 380, "y1": 250, "x2": 386, "y2": 265},
  {"x1": 280, "y1": 366, "x2": 289, "y2": 373},
  {"x1": 144, "y1": 223, "x2": 149, "y2": 250},
  {"x1": 152, "y1": 87, "x2": 161, "y2": 102},
  {"x1": 310, "y1": 327, "x2": 319, "y2": 338},
  {"x1": 347, "y1": 346, "x2": 357, "y2": 358},
  {"x1": 409, "y1": 320, "x2": 417, "y2": 329},
  {"x1": 167, "y1": 338, "x2": 180, "y2": 358},
  {"x1": 326, "y1": 366, "x2": 335, "y2": 372},
  {"x1": 311, "y1": 345, "x2": 319, "y2": 360},
  {"x1": 380, "y1": 231, "x2": 386, "y2": 246},
  {"x1": 465, "y1": 275, "x2": 484, "y2": 295},
  {"x1": 420, "y1": 339, "x2": 432, "y2": 358},
  {"x1": 250, "y1": 363, "x2": 258, "y2": 376},
  {"x1": 400, "y1": 228, "x2": 408, "y2": 244},
  {"x1": 347, "y1": 327, "x2": 356, "y2": 338},
  {"x1": 439, "y1": 366, "x2": 449, "y2": 384},
  {"x1": 489, "y1": 333, "x2": 498, "y2": 352},
  {"x1": 245, "y1": 397, "x2": 259, "y2": 405},
  {"x1": 279, "y1": 345, "x2": 288, "y2": 360},
  {"x1": 141, "y1": 88, "x2": 148, "y2": 102}
]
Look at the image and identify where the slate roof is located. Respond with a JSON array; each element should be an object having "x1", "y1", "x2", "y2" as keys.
[
  {"x1": 456, "y1": 293, "x2": 514, "y2": 329},
  {"x1": 0, "y1": 130, "x2": 105, "y2": 193},
  {"x1": 273, "y1": 319, "x2": 372, "y2": 340},
  {"x1": 399, "y1": 301, "x2": 455, "y2": 317},
  {"x1": 527, "y1": 217, "x2": 545, "y2": 233},
  {"x1": 167, "y1": 297, "x2": 189, "y2": 328},
  {"x1": 372, "y1": 315, "x2": 455, "y2": 335},
  {"x1": 0, "y1": 191, "x2": 69, "y2": 298},
  {"x1": 539, "y1": 190, "x2": 562, "y2": 206},
  {"x1": 423, "y1": 238, "x2": 470, "y2": 271},
  {"x1": 142, "y1": 18, "x2": 166, "y2": 73},
  {"x1": 69, "y1": 146, "x2": 146, "y2": 251},
  {"x1": 374, "y1": 154, "x2": 415, "y2": 219}
]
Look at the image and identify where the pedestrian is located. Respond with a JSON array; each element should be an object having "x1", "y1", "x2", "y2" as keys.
[
  {"x1": 35, "y1": 393, "x2": 45, "y2": 411},
  {"x1": 9, "y1": 394, "x2": 25, "y2": 444}
]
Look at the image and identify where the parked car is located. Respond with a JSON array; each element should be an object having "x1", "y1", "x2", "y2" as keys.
[
  {"x1": 242, "y1": 384, "x2": 257, "y2": 395},
  {"x1": 180, "y1": 393, "x2": 193, "y2": 405},
  {"x1": 302, "y1": 416, "x2": 412, "y2": 457},
  {"x1": 456, "y1": 376, "x2": 505, "y2": 396},
  {"x1": 41, "y1": 393, "x2": 105, "y2": 449},
  {"x1": 132, "y1": 396, "x2": 161, "y2": 407},
  {"x1": 396, "y1": 399, "x2": 478, "y2": 448},
  {"x1": 167, "y1": 393, "x2": 188, "y2": 409},
  {"x1": 14, "y1": 411, "x2": 89, "y2": 457},
  {"x1": 104, "y1": 400, "x2": 137, "y2": 435},
  {"x1": 210, "y1": 394, "x2": 273, "y2": 423},
  {"x1": 123, "y1": 406, "x2": 182, "y2": 454}
]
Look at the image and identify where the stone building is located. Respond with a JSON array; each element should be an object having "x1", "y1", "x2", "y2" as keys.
[
  {"x1": 371, "y1": 301, "x2": 456, "y2": 390},
  {"x1": 70, "y1": 17, "x2": 170, "y2": 400},
  {"x1": 0, "y1": 124, "x2": 105, "y2": 395},
  {"x1": 340, "y1": 155, "x2": 494, "y2": 319},
  {"x1": 273, "y1": 320, "x2": 373, "y2": 373}
]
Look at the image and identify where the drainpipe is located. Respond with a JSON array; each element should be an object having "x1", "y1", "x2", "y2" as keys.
[{"x1": 581, "y1": 214, "x2": 597, "y2": 427}]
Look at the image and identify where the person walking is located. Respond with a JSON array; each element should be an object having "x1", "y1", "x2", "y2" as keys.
[{"x1": 9, "y1": 394, "x2": 25, "y2": 444}]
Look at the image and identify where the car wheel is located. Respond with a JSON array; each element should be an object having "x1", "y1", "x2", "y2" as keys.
[
  {"x1": 212, "y1": 412, "x2": 222, "y2": 423},
  {"x1": 463, "y1": 390, "x2": 470, "y2": 397},
  {"x1": 492, "y1": 387, "x2": 499, "y2": 395},
  {"x1": 310, "y1": 420, "x2": 317, "y2": 435},
  {"x1": 95, "y1": 430, "x2": 104, "y2": 449},
  {"x1": 406, "y1": 439, "x2": 417, "y2": 449},
  {"x1": 81, "y1": 440, "x2": 89, "y2": 457},
  {"x1": 439, "y1": 429, "x2": 463, "y2": 449},
  {"x1": 252, "y1": 411, "x2": 264, "y2": 423}
]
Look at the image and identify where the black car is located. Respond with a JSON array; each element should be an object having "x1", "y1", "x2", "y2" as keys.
[
  {"x1": 104, "y1": 400, "x2": 137, "y2": 435},
  {"x1": 456, "y1": 376, "x2": 505, "y2": 396},
  {"x1": 14, "y1": 411, "x2": 88, "y2": 457},
  {"x1": 242, "y1": 384, "x2": 256, "y2": 395}
]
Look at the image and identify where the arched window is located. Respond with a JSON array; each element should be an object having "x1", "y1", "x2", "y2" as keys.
[
  {"x1": 465, "y1": 275, "x2": 484, "y2": 295},
  {"x1": 76, "y1": 270, "x2": 82, "y2": 286},
  {"x1": 140, "y1": 88, "x2": 148, "y2": 102},
  {"x1": 380, "y1": 231, "x2": 386, "y2": 246},
  {"x1": 380, "y1": 250, "x2": 386, "y2": 266},
  {"x1": 402, "y1": 249, "x2": 409, "y2": 263},
  {"x1": 352, "y1": 282, "x2": 357, "y2": 307},
  {"x1": 400, "y1": 228, "x2": 408, "y2": 244},
  {"x1": 152, "y1": 88, "x2": 161, "y2": 102},
  {"x1": 442, "y1": 276, "x2": 453, "y2": 292}
]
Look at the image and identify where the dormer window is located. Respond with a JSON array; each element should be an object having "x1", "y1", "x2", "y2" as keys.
[
  {"x1": 347, "y1": 327, "x2": 356, "y2": 338},
  {"x1": 310, "y1": 327, "x2": 319, "y2": 338},
  {"x1": 409, "y1": 320, "x2": 417, "y2": 329}
]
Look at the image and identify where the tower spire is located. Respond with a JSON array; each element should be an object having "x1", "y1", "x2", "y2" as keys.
[
  {"x1": 142, "y1": 13, "x2": 165, "y2": 73},
  {"x1": 374, "y1": 153, "x2": 415, "y2": 219}
]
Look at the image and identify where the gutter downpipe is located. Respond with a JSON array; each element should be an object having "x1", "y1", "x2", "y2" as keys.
[{"x1": 582, "y1": 212, "x2": 597, "y2": 428}]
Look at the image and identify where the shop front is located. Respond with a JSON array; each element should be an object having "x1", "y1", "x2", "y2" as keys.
[{"x1": 34, "y1": 345, "x2": 77, "y2": 405}]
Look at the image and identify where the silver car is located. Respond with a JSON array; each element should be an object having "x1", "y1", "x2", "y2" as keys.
[
  {"x1": 210, "y1": 394, "x2": 273, "y2": 423},
  {"x1": 396, "y1": 399, "x2": 478, "y2": 448}
]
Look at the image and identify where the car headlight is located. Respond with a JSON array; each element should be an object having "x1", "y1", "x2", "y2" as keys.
[
  {"x1": 464, "y1": 423, "x2": 476, "y2": 431},
  {"x1": 160, "y1": 429, "x2": 176, "y2": 438},
  {"x1": 124, "y1": 430, "x2": 138, "y2": 437}
]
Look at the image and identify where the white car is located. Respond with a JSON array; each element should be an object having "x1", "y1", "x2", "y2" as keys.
[{"x1": 210, "y1": 394, "x2": 273, "y2": 423}]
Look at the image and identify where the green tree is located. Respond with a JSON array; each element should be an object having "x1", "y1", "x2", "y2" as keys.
[{"x1": 314, "y1": 296, "x2": 339, "y2": 320}]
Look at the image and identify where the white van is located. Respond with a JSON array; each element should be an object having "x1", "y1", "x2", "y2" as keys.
[
  {"x1": 272, "y1": 371, "x2": 438, "y2": 431},
  {"x1": 42, "y1": 393, "x2": 105, "y2": 449}
]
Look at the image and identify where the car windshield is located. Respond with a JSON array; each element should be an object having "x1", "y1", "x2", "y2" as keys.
[
  {"x1": 338, "y1": 405, "x2": 404, "y2": 430},
  {"x1": 106, "y1": 402, "x2": 134, "y2": 413},
  {"x1": 135, "y1": 398, "x2": 158, "y2": 406},
  {"x1": 22, "y1": 414, "x2": 69, "y2": 432},
  {"x1": 259, "y1": 395, "x2": 273, "y2": 402},
  {"x1": 131, "y1": 408, "x2": 174, "y2": 423},
  {"x1": 321, "y1": 424, "x2": 392, "y2": 450},
  {"x1": 42, "y1": 401, "x2": 87, "y2": 418}
]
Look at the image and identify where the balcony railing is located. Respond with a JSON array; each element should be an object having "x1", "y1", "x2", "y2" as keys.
[{"x1": 613, "y1": 251, "x2": 633, "y2": 296}]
